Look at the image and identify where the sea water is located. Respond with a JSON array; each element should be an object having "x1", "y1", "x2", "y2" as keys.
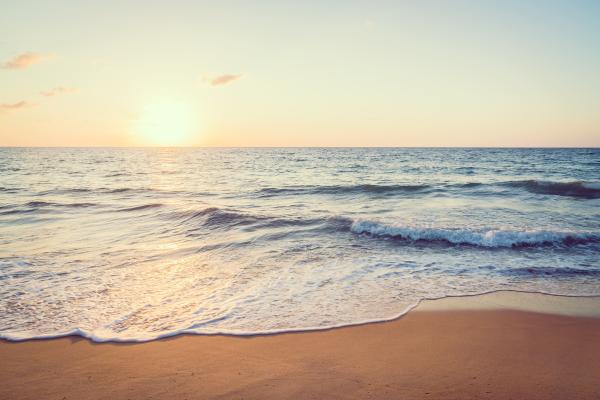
[{"x1": 1, "y1": 148, "x2": 599, "y2": 341}]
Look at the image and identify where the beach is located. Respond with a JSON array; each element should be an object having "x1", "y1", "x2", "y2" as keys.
[
  {"x1": 3, "y1": 0, "x2": 600, "y2": 396},
  {"x1": 2, "y1": 292, "x2": 600, "y2": 400},
  {"x1": 3, "y1": 1, "x2": 599, "y2": 397}
]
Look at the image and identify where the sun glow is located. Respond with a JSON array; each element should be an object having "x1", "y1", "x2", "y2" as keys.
[{"x1": 133, "y1": 101, "x2": 198, "y2": 146}]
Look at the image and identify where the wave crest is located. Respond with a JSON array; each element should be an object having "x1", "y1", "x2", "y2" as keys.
[
  {"x1": 257, "y1": 183, "x2": 431, "y2": 197},
  {"x1": 503, "y1": 180, "x2": 600, "y2": 199},
  {"x1": 350, "y1": 219, "x2": 599, "y2": 248},
  {"x1": 117, "y1": 203, "x2": 163, "y2": 212},
  {"x1": 501, "y1": 267, "x2": 600, "y2": 277}
]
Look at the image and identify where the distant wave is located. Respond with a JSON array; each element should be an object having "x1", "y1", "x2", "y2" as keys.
[
  {"x1": 257, "y1": 183, "x2": 431, "y2": 197},
  {"x1": 25, "y1": 201, "x2": 97, "y2": 208},
  {"x1": 255, "y1": 180, "x2": 600, "y2": 199},
  {"x1": 37, "y1": 187, "x2": 139, "y2": 195},
  {"x1": 174, "y1": 207, "x2": 264, "y2": 228},
  {"x1": 36, "y1": 180, "x2": 599, "y2": 201},
  {"x1": 108, "y1": 188, "x2": 133, "y2": 193},
  {"x1": 201, "y1": 208, "x2": 262, "y2": 228},
  {"x1": 501, "y1": 267, "x2": 600, "y2": 277},
  {"x1": 117, "y1": 203, "x2": 163, "y2": 212},
  {"x1": 175, "y1": 206, "x2": 344, "y2": 232},
  {"x1": 33, "y1": 187, "x2": 190, "y2": 197},
  {"x1": 501, "y1": 180, "x2": 600, "y2": 199},
  {"x1": 26, "y1": 201, "x2": 56, "y2": 207},
  {"x1": 351, "y1": 219, "x2": 599, "y2": 248},
  {"x1": 0, "y1": 201, "x2": 98, "y2": 215},
  {"x1": 0, "y1": 208, "x2": 37, "y2": 216},
  {"x1": 0, "y1": 186, "x2": 21, "y2": 193},
  {"x1": 38, "y1": 188, "x2": 93, "y2": 196}
]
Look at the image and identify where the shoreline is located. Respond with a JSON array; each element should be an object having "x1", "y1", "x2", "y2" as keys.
[
  {"x1": 416, "y1": 290, "x2": 600, "y2": 317},
  {"x1": 2, "y1": 292, "x2": 600, "y2": 399},
  {"x1": 2, "y1": 290, "x2": 600, "y2": 343}
]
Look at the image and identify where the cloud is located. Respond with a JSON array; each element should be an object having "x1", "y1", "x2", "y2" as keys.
[
  {"x1": 0, "y1": 101, "x2": 34, "y2": 112},
  {"x1": 40, "y1": 86, "x2": 78, "y2": 97},
  {"x1": 204, "y1": 74, "x2": 242, "y2": 86},
  {"x1": 2, "y1": 52, "x2": 52, "y2": 69}
]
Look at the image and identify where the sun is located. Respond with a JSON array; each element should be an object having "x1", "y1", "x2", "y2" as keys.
[{"x1": 133, "y1": 101, "x2": 197, "y2": 146}]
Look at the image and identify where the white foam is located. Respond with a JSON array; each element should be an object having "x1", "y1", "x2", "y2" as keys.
[
  {"x1": 350, "y1": 219, "x2": 598, "y2": 248},
  {"x1": 2, "y1": 290, "x2": 599, "y2": 343}
]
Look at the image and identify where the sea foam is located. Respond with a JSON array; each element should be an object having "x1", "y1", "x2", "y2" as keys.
[{"x1": 350, "y1": 219, "x2": 599, "y2": 248}]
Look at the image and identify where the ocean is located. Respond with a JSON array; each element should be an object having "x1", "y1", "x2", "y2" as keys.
[{"x1": 1, "y1": 147, "x2": 599, "y2": 341}]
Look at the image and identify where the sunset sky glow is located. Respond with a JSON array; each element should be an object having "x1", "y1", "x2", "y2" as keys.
[{"x1": 1, "y1": 0, "x2": 599, "y2": 147}]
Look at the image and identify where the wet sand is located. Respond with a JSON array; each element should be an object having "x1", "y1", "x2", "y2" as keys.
[{"x1": 2, "y1": 293, "x2": 600, "y2": 400}]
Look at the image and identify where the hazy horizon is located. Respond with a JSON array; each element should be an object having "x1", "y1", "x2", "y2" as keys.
[
  {"x1": 1, "y1": 1, "x2": 599, "y2": 147},
  {"x1": 1, "y1": 145, "x2": 599, "y2": 149}
]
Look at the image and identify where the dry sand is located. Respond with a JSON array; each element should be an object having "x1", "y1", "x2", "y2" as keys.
[{"x1": 2, "y1": 294, "x2": 600, "y2": 400}]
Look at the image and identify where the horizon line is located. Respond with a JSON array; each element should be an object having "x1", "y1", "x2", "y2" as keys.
[{"x1": 1, "y1": 145, "x2": 599, "y2": 149}]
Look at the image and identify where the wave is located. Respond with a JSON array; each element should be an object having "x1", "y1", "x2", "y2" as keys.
[
  {"x1": 24, "y1": 201, "x2": 97, "y2": 208},
  {"x1": 257, "y1": 179, "x2": 600, "y2": 199},
  {"x1": 501, "y1": 267, "x2": 600, "y2": 277},
  {"x1": 38, "y1": 188, "x2": 93, "y2": 196},
  {"x1": 174, "y1": 207, "x2": 263, "y2": 228},
  {"x1": 173, "y1": 207, "x2": 599, "y2": 249},
  {"x1": 0, "y1": 186, "x2": 21, "y2": 193},
  {"x1": 502, "y1": 180, "x2": 600, "y2": 199},
  {"x1": 254, "y1": 180, "x2": 600, "y2": 199},
  {"x1": 107, "y1": 188, "x2": 133, "y2": 193},
  {"x1": 176, "y1": 206, "x2": 346, "y2": 232},
  {"x1": 3, "y1": 290, "x2": 599, "y2": 343},
  {"x1": 32, "y1": 180, "x2": 599, "y2": 201},
  {"x1": 202, "y1": 208, "x2": 262, "y2": 227},
  {"x1": 0, "y1": 208, "x2": 37, "y2": 216},
  {"x1": 26, "y1": 201, "x2": 55, "y2": 207},
  {"x1": 0, "y1": 201, "x2": 99, "y2": 215},
  {"x1": 37, "y1": 187, "x2": 141, "y2": 196},
  {"x1": 104, "y1": 187, "x2": 188, "y2": 196},
  {"x1": 350, "y1": 219, "x2": 599, "y2": 248},
  {"x1": 454, "y1": 182, "x2": 484, "y2": 188},
  {"x1": 257, "y1": 183, "x2": 431, "y2": 197},
  {"x1": 117, "y1": 203, "x2": 163, "y2": 212}
]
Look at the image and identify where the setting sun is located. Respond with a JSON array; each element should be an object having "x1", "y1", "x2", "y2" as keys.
[{"x1": 132, "y1": 101, "x2": 197, "y2": 146}]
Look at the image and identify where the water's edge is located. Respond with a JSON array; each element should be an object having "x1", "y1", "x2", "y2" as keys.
[{"x1": 3, "y1": 289, "x2": 599, "y2": 344}]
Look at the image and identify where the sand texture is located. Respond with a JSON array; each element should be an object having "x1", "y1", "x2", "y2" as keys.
[{"x1": 2, "y1": 309, "x2": 600, "y2": 399}]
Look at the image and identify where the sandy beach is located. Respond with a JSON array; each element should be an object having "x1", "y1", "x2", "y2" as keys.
[
  {"x1": 3, "y1": 1, "x2": 600, "y2": 397},
  {"x1": 2, "y1": 292, "x2": 600, "y2": 400}
]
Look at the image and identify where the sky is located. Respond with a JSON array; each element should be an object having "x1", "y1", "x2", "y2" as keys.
[{"x1": 1, "y1": 0, "x2": 599, "y2": 147}]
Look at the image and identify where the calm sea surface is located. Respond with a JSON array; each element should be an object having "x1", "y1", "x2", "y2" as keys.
[{"x1": 1, "y1": 148, "x2": 599, "y2": 341}]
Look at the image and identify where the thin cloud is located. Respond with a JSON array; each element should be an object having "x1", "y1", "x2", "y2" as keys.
[
  {"x1": 40, "y1": 86, "x2": 78, "y2": 97},
  {"x1": 204, "y1": 74, "x2": 242, "y2": 86},
  {"x1": 2, "y1": 52, "x2": 52, "y2": 69},
  {"x1": 0, "y1": 101, "x2": 34, "y2": 112}
]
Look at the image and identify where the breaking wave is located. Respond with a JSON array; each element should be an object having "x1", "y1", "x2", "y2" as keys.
[{"x1": 351, "y1": 219, "x2": 599, "y2": 248}]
